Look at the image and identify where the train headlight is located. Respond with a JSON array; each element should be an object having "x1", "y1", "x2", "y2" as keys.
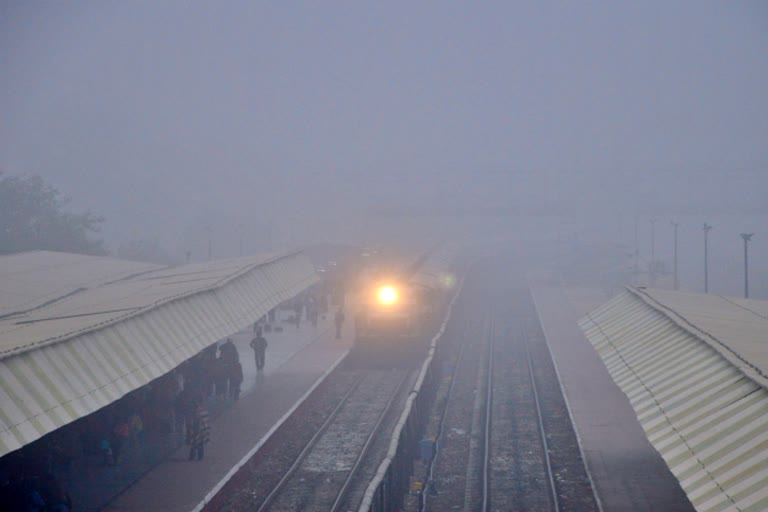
[{"x1": 377, "y1": 285, "x2": 398, "y2": 306}]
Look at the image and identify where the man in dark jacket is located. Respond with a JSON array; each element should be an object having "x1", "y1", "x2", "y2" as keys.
[{"x1": 250, "y1": 328, "x2": 268, "y2": 371}]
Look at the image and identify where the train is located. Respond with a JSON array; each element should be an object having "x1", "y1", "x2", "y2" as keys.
[{"x1": 351, "y1": 273, "x2": 444, "y2": 365}]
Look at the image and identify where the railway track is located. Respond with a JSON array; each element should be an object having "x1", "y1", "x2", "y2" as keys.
[
  {"x1": 484, "y1": 310, "x2": 561, "y2": 511},
  {"x1": 422, "y1": 311, "x2": 489, "y2": 510},
  {"x1": 256, "y1": 369, "x2": 409, "y2": 512},
  {"x1": 420, "y1": 279, "x2": 599, "y2": 512}
]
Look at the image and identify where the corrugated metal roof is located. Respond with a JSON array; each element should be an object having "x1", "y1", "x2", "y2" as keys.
[
  {"x1": 632, "y1": 288, "x2": 768, "y2": 391},
  {"x1": 579, "y1": 288, "x2": 768, "y2": 512},
  {"x1": 0, "y1": 251, "x2": 318, "y2": 457},
  {"x1": 0, "y1": 251, "x2": 163, "y2": 318}
]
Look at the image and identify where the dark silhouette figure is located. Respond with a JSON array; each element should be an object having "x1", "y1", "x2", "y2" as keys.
[
  {"x1": 250, "y1": 330, "x2": 268, "y2": 371},
  {"x1": 219, "y1": 338, "x2": 239, "y2": 365},
  {"x1": 187, "y1": 398, "x2": 210, "y2": 460}
]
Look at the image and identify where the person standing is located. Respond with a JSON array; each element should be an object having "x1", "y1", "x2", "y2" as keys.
[
  {"x1": 187, "y1": 397, "x2": 210, "y2": 461},
  {"x1": 250, "y1": 328, "x2": 268, "y2": 371},
  {"x1": 219, "y1": 338, "x2": 239, "y2": 365},
  {"x1": 334, "y1": 307, "x2": 346, "y2": 339}
]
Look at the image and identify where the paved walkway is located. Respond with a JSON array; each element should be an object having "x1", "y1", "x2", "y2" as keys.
[
  {"x1": 76, "y1": 310, "x2": 353, "y2": 512},
  {"x1": 529, "y1": 279, "x2": 695, "y2": 512}
]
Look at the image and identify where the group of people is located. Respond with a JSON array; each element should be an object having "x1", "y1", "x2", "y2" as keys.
[
  {"x1": 185, "y1": 326, "x2": 268, "y2": 461},
  {"x1": 292, "y1": 292, "x2": 330, "y2": 328},
  {"x1": 292, "y1": 292, "x2": 346, "y2": 340}
]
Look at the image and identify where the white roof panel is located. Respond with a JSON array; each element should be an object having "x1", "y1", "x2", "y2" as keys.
[
  {"x1": 0, "y1": 253, "x2": 282, "y2": 357},
  {"x1": 579, "y1": 288, "x2": 768, "y2": 512},
  {"x1": 0, "y1": 251, "x2": 318, "y2": 457},
  {"x1": 634, "y1": 288, "x2": 768, "y2": 389},
  {"x1": 0, "y1": 251, "x2": 163, "y2": 318}
]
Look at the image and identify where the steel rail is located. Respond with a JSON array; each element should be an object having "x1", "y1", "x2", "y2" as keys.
[
  {"x1": 523, "y1": 323, "x2": 560, "y2": 512},
  {"x1": 330, "y1": 371, "x2": 411, "y2": 512},
  {"x1": 421, "y1": 340, "x2": 467, "y2": 512},
  {"x1": 358, "y1": 276, "x2": 464, "y2": 512},
  {"x1": 481, "y1": 313, "x2": 494, "y2": 511},
  {"x1": 255, "y1": 374, "x2": 366, "y2": 512}
]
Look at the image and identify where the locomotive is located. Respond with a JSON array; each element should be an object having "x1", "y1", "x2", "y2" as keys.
[
  {"x1": 356, "y1": 281, "x2": 426, "y2": 338},
  {"x1": 352, "y1": 275, "x2": 439, "y2": 364}
]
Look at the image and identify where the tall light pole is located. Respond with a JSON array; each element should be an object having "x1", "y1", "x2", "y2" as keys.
[
  {"x1": 650, "y1": 218, "x2": 657, "y2": 283},
  {"x1": 634, "y1": 216, "x2": 639, "y2": 284},
  {"x1": 741, "y1": 233, "x2": 753, "y2": 298},
  {"x1": 703, "y1": 223, "x2": 712, "y2": 293},
  {"x1": 671, "y1": 221, "x2": 679, "y2": 290},
  {"x1": 239, "y1": 223, "x2": 244, "y2": 257},
  {"x1": 206, "y1": 225, "x2": 213, "y2": 261}
]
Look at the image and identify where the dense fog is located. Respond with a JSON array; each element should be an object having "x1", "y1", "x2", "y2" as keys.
[{"x1": 1, "y1": 1, "x2": 767, "y2": 295}]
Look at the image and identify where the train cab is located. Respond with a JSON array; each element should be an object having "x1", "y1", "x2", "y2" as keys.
[{"x1": 356, "y1": 281, "x2": 423, "y2": 339}]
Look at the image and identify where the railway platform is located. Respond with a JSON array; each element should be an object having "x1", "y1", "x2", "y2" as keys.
[
  {"x1": 92, "y1": 313, "x2": 353, "y2": 512},
  {"x1": 529, "y1": 277, "x2": 695, "y2": 512}
]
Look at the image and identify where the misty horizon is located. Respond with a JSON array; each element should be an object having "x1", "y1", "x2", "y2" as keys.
[{"x1": 1, "y1": 1, "x2": 766, "y2": 295}]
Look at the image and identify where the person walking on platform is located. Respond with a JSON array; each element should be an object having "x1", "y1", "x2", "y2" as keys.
[
  {"x1": 187, "y1": 397, "x2": 210, "y2": 461},
  {"x1": 250, "y1": 328, "x2": 268, "y2": 371},
  {"x1": 334, "y1": 307, "x2": 346, "y2": 340}
]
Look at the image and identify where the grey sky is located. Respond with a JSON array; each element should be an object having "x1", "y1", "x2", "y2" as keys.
[{"x1": 1, "y1": 1, "x2": 767, "y2": 255}]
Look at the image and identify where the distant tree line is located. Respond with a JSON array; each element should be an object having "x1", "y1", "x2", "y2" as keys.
[
  {"x1": 0, "y1": 172, "x2": 176, "y2": 264},
  {"x1": 0, "y1": 172, "x2": 107, "y2": 256}
]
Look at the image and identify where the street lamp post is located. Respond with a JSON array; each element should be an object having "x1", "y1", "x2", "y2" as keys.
[
  {"x1": 239, "y1": 223, "x2": 244, "y2": 257},
  {"x1": 650, "y1": 218, "x2": 657, "y2": 282},
  {"x1": 671, "y1": 221, "x2": 679, "y2": 290},
  {"x1": 741, "y1": 233, "x2": 753, "y2": 298},
  {"x1": 206, "y1": 225, "x2": 213, "y2": 261},
  {"x1": 634, "y1": 216, "x2": 639, "y2": 285},
  {"x1": 703, "y1": 223, "x2": 712, "y2": 293}
]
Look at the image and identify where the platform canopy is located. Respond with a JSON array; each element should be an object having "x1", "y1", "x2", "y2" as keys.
[
  {"x1": 0, "y1": 251, "x2": 163, "y2": 320},
  {"x1": 0, "y1": 251, "x2": 318, "y2": 457},
  {"x1": 580, "y1": 287, "x2": 768, "y2": 512}
]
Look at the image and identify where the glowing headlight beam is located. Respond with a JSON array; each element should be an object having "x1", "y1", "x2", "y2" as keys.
[{"x1": 377, "y1": 285, "x2": 398, "y2": 306}]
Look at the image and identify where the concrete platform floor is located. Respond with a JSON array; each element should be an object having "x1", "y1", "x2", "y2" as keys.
[
  {"x1": 102, "y1": 313, "x2": 353, "y2": 512},
  {"x1": 530, "y1": 279, "x2": 695, "y2": 512}
]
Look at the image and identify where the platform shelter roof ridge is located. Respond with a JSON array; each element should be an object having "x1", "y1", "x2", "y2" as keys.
[
  {"x1": 631, "y1": 287, "x2": 768, "y2": 391},
  {"x1": 0, "y1": 250, "x2": 164, "y2": 320},
  {"x1": 579, "y1": 288, "x2": 768, "y2": 512},
  {"x1": 0, "y1": 250, "x2": 319, "y2": 458}
]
